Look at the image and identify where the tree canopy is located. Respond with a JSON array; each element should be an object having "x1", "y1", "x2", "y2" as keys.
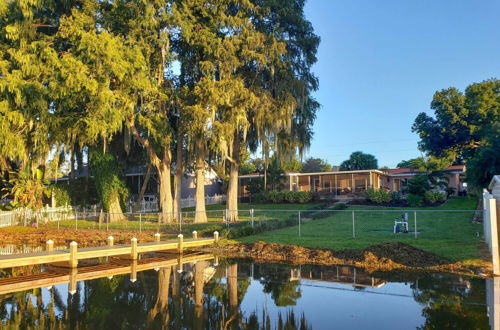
[
  {"x1": 339, "y1": 152, "x2": 378, "y2": 171},
  {"x1": 0, "y1": 0, "x2": 320, "y2": 213},
  {"x1": 301, "y1": 157, "x2": 331, "y2": 173},
  {"x1": 412, "y1": 79, "x2": 499, "y2": 189}
]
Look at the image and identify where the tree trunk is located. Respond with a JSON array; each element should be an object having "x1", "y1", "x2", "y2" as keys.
[
  {"x1": 135, "y1": 163, "x2": 152, "y2": 210},
  {"x1": 173, "y1": 133, "x2": 183, "y2": 221},
  {"x1": 193, "y1": 261, "x2": 207, "y2": 330},
  {"x1": 128, "y1": 122, "x2": 174, "y2": 223},
  {"x1": 226, "y1": 135, "x2": 240, "y2": 222},
  {"x1": 194, "y1": 139, "x2": 207, "y2": 223},
  {"x1": 157, "y1": 149, "x2": 173, "y2": 223},
  {"x1": 108, "y1": 195, "x2": 125, "y2": 223},
  {"x1": 147, "y1": 266, "x2": 171, "y2": 328},
  {"x1": 228, "y1": 264, "x2": 238, "y2": 321}
]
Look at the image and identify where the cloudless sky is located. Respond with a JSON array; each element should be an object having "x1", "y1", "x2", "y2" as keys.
[{"x1": 302, "y1": 0, "x2": 500, "y2": 168}]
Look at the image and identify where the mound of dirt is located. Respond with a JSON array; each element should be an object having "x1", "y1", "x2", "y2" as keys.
[{"x1": 216, "y1": 241, "x2": 452, "y2": 272}]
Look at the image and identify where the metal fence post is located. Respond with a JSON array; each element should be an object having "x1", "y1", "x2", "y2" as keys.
[
  {"x1": 414, "y1": 211, "x2": 417, "y2": 239},
  {"x1": 352, "y1": 211, "x2": 355, "y2": 238},
  {"x1": 251, "y1": 208, "x2": 254, "y2": 228},
  {"x1": 139, "y1": 213, "x2": 142, "y2": 233},
  {"x1": 75, "y1": 214, "x2": 78, "y2": 231},
  {"x1": 298, "y1": 211, "x2": 301, "y2": 237},
  {"x1": 106, "y1": 213, "x2": 109, "y2": 231}
]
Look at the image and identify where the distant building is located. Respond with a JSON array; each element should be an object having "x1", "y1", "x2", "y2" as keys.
[
  {"x1": 238, "y1": 165, "x2": 466, "y2": 200},
  {"x1": 55, "y1": 164, "x2": 223, "y2": 202}
]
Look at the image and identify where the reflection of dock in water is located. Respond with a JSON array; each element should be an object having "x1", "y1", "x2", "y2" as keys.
[
  {"x1": 290, "y1": 266, "x2": 386, "y2": 288},
  {"x1": 0, "y1": 252, "x2": 214, "y2": 295}
]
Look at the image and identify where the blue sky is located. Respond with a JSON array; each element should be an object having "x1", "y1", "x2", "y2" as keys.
[{"x1": 303, "y1": 0, "x2": 500, "y2": 168}]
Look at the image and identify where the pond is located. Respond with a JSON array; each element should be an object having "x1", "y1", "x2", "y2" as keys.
[{"x1": 0, "y1": 253, "x2": 494, "y2": 329}]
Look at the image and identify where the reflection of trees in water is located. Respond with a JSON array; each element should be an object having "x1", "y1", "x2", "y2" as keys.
[
  {"x1": 256, "y1": 263, "x2": 302, "y2": 307},
  {"x1": 411, "y1": 273, "x2": 488, "y2": 329},
  {"x1": 0, "y1": 261, "x2": 490, "y2": 329}
]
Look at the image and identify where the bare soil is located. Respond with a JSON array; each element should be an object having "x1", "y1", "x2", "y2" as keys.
[
  {"x1": 0, "y1": 227, "x2": 162, "y2": 248},
  {"x1": 209, "y1": 241, "x2": 492, "y2": 276}
]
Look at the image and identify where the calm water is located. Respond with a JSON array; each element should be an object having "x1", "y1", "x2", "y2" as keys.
[{"x1": 0, "y1": 254, "x2": 493, "y2": 329}]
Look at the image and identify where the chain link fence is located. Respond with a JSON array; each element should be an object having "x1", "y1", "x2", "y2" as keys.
[{"x1": 1, "y1": 207, "x2": 484, "y2": 244}]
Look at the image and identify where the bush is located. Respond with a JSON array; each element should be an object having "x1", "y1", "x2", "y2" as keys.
[
  {"x1": 391, "y1": 192, "x2": 402, "y2": 203},
  {"x1": 46, "y1": 185, "x2": 71, "y2": 207},
  {"x1": 198, "y1": 225, "x2": 225, "y2": 237},
  {"x1": 227, "y1": 225, "x2": 255, "y2": 239},
  {"x1": 295, "y1": 191, "x2": 312, "y2": 203},
  {"x1": 365, "y1": 188, "x2": 392, "y2": 204},
  {"x1": 267, "y1": 191, "x2": 284, "y2": 203},
  {"x1": 332, "y1": 202, "x2": 348, "y2": 210},
  {"x1": 253, "y1": 191, "x2": 312, "y2": 204},
  {"x1": 424, "y1": 191, "x2": 445, "y2": 204},
  {"x1": 407, "y1": 194, "x2": 424, "y2": 207}
]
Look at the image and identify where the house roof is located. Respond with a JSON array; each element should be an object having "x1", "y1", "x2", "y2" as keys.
[
  {"x1": 239, "y1": 165, "x2": 466, "y2": 179},
  {"x1": 383, "y1": 165, "x2": 465, "y2": 175}
]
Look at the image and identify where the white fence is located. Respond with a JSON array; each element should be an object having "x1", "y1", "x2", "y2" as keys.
[
  {"x1": 129, "y1": 194, "x2": 227, "y2": 213},
  {"x1": 0, "y1": 205, "x2": 75, "y2": 227},
  {"x1": 483, "y1": 189, "x2": 499, "y2": 275}
]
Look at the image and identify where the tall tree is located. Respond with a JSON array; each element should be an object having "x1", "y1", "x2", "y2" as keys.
[
  {"x1": 100, "y1": 0, "x2": 177, "y2": 222},
  {"x1": 301, "y1": 157, "x2": 331, "y2": 173},
  {"x1": 339, "y1": 151, "x2": 378, "y2": 170},
  {"x1": 412, "y1": 79, "x2": 499, "y2": 189}
]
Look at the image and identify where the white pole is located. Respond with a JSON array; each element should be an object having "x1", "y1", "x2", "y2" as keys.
[
  {"x1": 488, "y1": 198, "x2": 499, "y2": 275},
  {"x1": 414, "y1": 211, "x2": 417, "y2": 239},
  {"x1": 352, "y1": 211, "x2": 355, "y2": 238},
  {"x1": 298, "y1": 211, "x2": 301, "y2": 237}
]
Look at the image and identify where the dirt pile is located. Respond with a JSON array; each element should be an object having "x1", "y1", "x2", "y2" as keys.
[
  {"x1": 0, "y1": 227, "x2": 159, "y2": 248},
  {"x1": 214, "y1": 241, "x2": 486, "y2": 275}
]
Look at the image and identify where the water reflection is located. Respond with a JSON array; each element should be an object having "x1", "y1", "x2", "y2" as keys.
[{"x1": 0, "y1": 256, "x2": 492, "y2": 329}]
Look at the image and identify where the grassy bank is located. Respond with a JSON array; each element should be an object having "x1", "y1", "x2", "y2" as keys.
[{"x1": 237, "y1": 197, "x2": 484, "y2": 262}]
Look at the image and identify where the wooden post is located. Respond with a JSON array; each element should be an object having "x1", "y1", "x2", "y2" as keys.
[
  {"x1": 192, "y1": 231, "x2": 198, "y2": 239},
  {"x1": 178, "y1": 234, "x2": 184, "y2": 253},
  {"x1": 107, "y1": 236, "x2": 114, "y2": 247},
  {"x1": 177, "y1": 253, "x2": 183, "y2": 273},
  {"x1": 69, "y1": 267, "x2": 77, "y2": 295},
  {"x1": 69, "y1": 241, "x2": 78, "y2": 268},
  {"x1": 46, "y1": 240, "x2": 54, "y2": 252},
  {"x1": 154, "y1": 232, "x2": 161, "y2": 242},
  {"x1": 214, "y1": 231, "x2": 219, "y2": 243},
  {"x1": 130, "y1": 260, "x2": 137, "y2": 283},
  {"x1": 131, "y1": 237, "x2": 138, "y2": 260}
]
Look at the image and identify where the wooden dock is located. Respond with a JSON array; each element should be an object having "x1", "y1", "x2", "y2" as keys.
[
  {"x1": 0, "y1": 231, "x2": 219, "y2": 269},
  {"x1": 0, "y1": 252, "x2": 215, "y2": 295}
]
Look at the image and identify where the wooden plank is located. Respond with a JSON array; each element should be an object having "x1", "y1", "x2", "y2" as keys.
[
  {"x1": 0, "y1": 238, "x2": 215, "y2": 269},
  {"x1": 0, "y1": 254, "x2": 214, "y2": 295}
]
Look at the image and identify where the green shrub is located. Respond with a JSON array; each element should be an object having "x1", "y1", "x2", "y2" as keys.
[
  {"x1": 366, "y1": 188, "x2": 392, "y2": 204},
  {"x1": 332, "y1": 202, "x2": 348, "y2": 210},
  {"x1": 267, "y1": 191, "x2": 284, "y2": 203},
  {"x1": 284, "y1": 191, "x2": 296, "y2": 203},
  {"x1": 198, "y1": 225, "x2": 225, "y2": 237},
  {"x1": 407, "y1": 194, "x2": 424, "y2": 207},
  {"x1": 295, "y1": 191, "x2": 312, "y2": 203},
  {"x1": 424, "y1": 191, "x2": 445, "y2": 204},
  {"x1": 391, "y1": 192, "x2": 402, "y2": 203},
  {"x1": 227, "y1": 225, "x2": 255, "y2": 239},
  {"x1": 253, "y1": 191, "x2": 312, "y2": 204},
  {"x1": 251, "y1": 193, "x2": 267, "y2": 203},
  {"x1": 47, "y1": 185, "x2": 71, "y2": 206}
]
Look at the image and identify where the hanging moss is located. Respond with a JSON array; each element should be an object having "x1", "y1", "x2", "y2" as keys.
[{"x1": 89, "y1": 150, "x2": 129, "y2": 212}]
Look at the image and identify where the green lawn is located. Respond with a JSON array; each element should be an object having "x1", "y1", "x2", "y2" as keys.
[
  {"x1": 238, "y1": 197, "x2": 484, "y2": 262},
  {"x1": 43, "y1": 202, "x2": 326, "y2": 237}
]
